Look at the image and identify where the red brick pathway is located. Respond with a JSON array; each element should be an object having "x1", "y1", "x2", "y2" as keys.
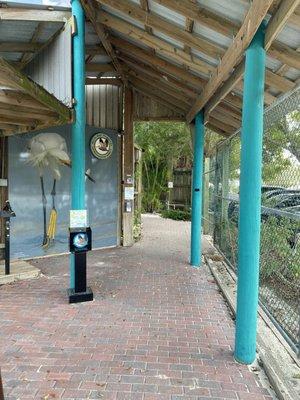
[{"x1": 0, "y1": 216, "x2": 274, "y2": 399}]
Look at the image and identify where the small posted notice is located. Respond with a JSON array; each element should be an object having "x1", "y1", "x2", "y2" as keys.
[
  {"x1": 124, "y1": 187, "x2": 134, "y2": 200},
  {"x1": 70, "y1": 210, "x2": 88, "y2": 228}
]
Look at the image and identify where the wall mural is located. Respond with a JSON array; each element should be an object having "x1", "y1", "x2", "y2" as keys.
[
  {"x1": 27, "y1": 132, "x2": 95, "y2": 248},
  {"x1": 9, "y1": 125, "x2": 119, "y2": 259}
]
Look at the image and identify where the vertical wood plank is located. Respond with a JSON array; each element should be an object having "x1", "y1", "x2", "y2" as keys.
[{"x1": 122, "y1": 87, "x2": 134, "y2": 246}]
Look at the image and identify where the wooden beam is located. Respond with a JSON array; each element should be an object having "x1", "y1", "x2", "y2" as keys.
[
  {"x1": 110, "y1": 36, "x2": 206, "y2": 88},
  {"x1": 86, "y1": 63, "x2": 115, "y2": 72},
  {"x1": 210, "y1": 109, "x2": 241, "y2": 130},
  {"x1": 0, "y1": 58, "x2": 71, "y2": 123},
  {"x1": 131, "y1": 81, "x2": 186, "y2": 115},
  {"x1": 86, "y1": 44, "x2": 107, "y2": 56},
  {"x1": 155, "y1": 0, "x2": 299, "y2": 70},
  {"x1": 126, "y1": 69, "x2": 192, "y2": 107},
  {"x1": 0, "y1": 42, "x2": 43, "y2": 52},
  {"x1": 119, "y1": 53, "x2": 198, "y2": 98},
  {"x1": 0, "y1": 90, "x2": 49, "y2": 110},
  {"x1": 129, "y1": 76, "x2": 188, "y2": 112},
  {"x1": 265, "y1": 0, "x2": 300, "y2": 49},
  {"x1": 265, "y1": 69, "x2": 295, "y2": 92},
  {"x1": 154, "y1": 0, "x2": 238, "y2": 38},
  {"x1": 19, "y1": 22, "x2": 46, "y2": 66},
  {"x1": 0, "y1": 102, "x2": 57, "y2": 120},
  {"x1": 81, "y1": 0, "x2": 127, "y2": 83},
  {"x1": 209, "y1": 117, "x2": 236, "y2": 135},
  {"x1": 123, "y1": 87, "x2": 134, "y2": 247},
  {"x1": 0, "y1": 110, "x2": 57, "y2": 128},
  {"x1": 86, "y1": 77, "x2": 122, "y2": 85},
  {"x1": 99, "y1": 12, "x2": 214, "y2": 76},
  {"x1": 0, "y1": 7, "x2": 70, "y2": 22},
  {"x1": 96, "y1": 0, "x2": 225, "y2": 59},
  {"x1": 19, "y1": 22, "x2": 66, "y2": 69},
  {"x1": 187, "y1": 0, "x2": 274, "y2": 123},
  {"x1": 268, "y1": 42, "x2": 300, "y2": 70},
  {"x1": 207, "y1": 122, "x2": 232, "y2": 137}
]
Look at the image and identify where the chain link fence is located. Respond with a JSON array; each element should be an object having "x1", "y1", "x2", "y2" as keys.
[{"x1": 205, "y1": 86, "x2": 300, "y2": 353}]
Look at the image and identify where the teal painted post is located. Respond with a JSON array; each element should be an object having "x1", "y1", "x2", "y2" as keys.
[
  {"x1": 70, "y1": 0, "x2": 86, "y2": 289},
  {"x1": 234, "y1": 23, "x2": 266, "y2": 364},
  {"x1": 190, "y1": 111, "x2": 204, "y2": 267}
]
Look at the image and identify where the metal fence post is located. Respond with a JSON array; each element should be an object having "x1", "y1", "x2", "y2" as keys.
[{"x1": 234, "y1": 22, "x2": 266, "y2": 364}]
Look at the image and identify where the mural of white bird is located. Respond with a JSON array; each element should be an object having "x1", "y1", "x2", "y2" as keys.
[{"x1": 27, "y1": 132, "x2": 94, "y2": 248}]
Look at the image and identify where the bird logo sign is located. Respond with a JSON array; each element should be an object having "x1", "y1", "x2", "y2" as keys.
[
  {"x1": 90, "y1": 133, "x2": 113, "y2": 159},
  {"x1": 26, "y1": 132, "x2": 95, "y2": 249}
]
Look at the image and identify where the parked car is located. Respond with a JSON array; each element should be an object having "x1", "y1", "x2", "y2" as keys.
[{"x1": 227, "y1": 187, "x2": 300, "y2": 249}]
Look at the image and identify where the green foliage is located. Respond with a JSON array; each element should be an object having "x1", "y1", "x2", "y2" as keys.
[
  {"x1": 260, "y1": 216, "x2": 300, "y2": 281},
  {"x1": 161, "y1": 209, "x2": 191, "y2": 221},
  {"x1": 133, "y1": 209, "x2": 142, "y2": 242},
  {"x1": 134, "y1": 122, "x2": 192, "y2": 212}
]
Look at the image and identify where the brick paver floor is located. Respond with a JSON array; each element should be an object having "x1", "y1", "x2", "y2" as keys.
[{"x1": 0, "y1": 215, "x2": 274, "y2": 399}]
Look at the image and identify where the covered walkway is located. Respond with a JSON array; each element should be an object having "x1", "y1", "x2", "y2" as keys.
[{"x1": 0, "y1": 216, "x2": 273, "y2": 400}]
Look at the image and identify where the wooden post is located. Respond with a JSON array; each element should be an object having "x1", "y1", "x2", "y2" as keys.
[
  {"x1": 0, "y1": 137, "x2": 8, "y2": 260},
  {"x1": 202, "y1": 157, "x2": 210, "y2": 235},
  {"x1": 122, "y1": 87, "x2": 134, "y2": 246}
]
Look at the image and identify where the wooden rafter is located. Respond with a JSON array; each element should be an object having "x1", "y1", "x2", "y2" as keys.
[
  {"x1": 0, "y1": 58, "x2": 72, "y2": 124},
  {"x1": 0, "y1": 43, "x2": 43, "y2": 52},
  {"x1": 265, "y1": 0, "x2": 300, "y2": 49},
  {"x1": 132, "y1": 85, "x2": 186, "y2": 116},
  {"x1": 202, "y1": 0, "x2": 299, "y2": 123},
  {"x1": 0, "y1": 7, "x2": 70, "y2": 22},
  {"x1": 187, "y1": 0, "x2": 275, "y2": 122},
  {"x1": 110, "y1": 36, "x2": 206, "y2": 88},
  {"x1": 86, "y1": 77, "x2": 122, "y2": 85},
  {"x1": 96, "y1": 0, "x2": 225, "y2": 60},
  {"x1": 86, "y1": 63, "x2": 114, "y2": 73},
  {"x1": 99, "y1": 12, "x2": 214, "y2": 76},
  {"x1": 154, "y1": 0, "x2": 299, "y2": 70},
  {"x1": 125, "y1": 68, "x2": 192, "y2": 108},
  {"x1": 81, "y1": 0, "x2": 127, "y2": 83},
  {"x1": 118, "y1": 53, "x2": 199, "y2": 98}
]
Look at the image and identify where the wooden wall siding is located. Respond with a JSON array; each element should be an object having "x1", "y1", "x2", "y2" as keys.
[
  {"x1": 25, "y1": 20, "x2": 72, "y2": 107},
  {"x1": 86, "y1": 84, "x2": 122, "y2": 130},
  {"x1": 170, "y1": 170, "x2": 192, "y2": 208},
  {"x1": 133, "y1": 92, "x2": 185, "y2": 121}
]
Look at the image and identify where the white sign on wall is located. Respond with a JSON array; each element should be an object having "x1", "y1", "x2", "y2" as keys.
[{"x1": 70, "y1": 210, "x2": 88, "y2": 228}]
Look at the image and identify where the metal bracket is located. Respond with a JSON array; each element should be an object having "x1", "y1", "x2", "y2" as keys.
[{"x1": 71, "y1": 15, "x2": 77, "y2": 36}]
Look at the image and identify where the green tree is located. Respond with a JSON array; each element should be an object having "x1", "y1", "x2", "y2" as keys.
[{"x1": 134, "y1": 121, "x2": 192, "y2": 212}]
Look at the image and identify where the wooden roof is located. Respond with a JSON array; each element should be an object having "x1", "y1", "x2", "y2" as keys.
[
  {"x1": 84, "y1": 0, "x2": 300, "y2": 136},
  {"x1": 0, "y1": 4, "x2": 72, "y2": 136}
]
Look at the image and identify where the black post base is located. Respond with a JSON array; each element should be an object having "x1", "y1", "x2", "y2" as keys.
[{"x1": 67, "y1": 287, "x2": 93, "y2": 304}]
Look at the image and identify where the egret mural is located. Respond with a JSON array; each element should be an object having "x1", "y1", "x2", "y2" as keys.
[{"x1": 27, "y1": 132, "x2": 94, "y2": 248}]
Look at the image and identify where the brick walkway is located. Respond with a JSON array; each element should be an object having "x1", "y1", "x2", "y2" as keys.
[{"x1": 0, "y1": 215, "x2": 274, "y2": 400}]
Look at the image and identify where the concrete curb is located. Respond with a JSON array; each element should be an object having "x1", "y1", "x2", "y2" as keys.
[{"x1": 205, "y1": 255, "x2": 300, "y2": 400}]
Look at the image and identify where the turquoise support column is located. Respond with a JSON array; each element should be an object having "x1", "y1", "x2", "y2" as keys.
[
  {"x1": 234, "y1": 23, "x2": 266, "y2": 364},
  {"x1": 190, "y1": 111, "x2": 204, "y2": 267},
  {"x1": 70, "y1": 0, "x2": 86, "y2": 289}
]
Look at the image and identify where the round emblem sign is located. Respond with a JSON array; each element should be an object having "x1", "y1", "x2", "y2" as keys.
[
  {"x1": 73, "y1": 233, "x2": 88, "y2": 249},
  {"x1": 90, "y1": 133, "x2": 113, "y2": 159}
]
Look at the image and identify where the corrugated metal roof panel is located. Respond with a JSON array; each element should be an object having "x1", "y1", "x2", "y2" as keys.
[
  {"x1": 101, "y1": 4, "x2": 145, "y2": 29},
  {"x1": 149, "y1": 1, "x2": 186, "y2": 27},
  {"x1": 25, "y1": 21, "x2": 72, "y2": 107}
]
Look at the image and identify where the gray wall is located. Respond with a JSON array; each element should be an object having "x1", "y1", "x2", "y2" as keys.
[
  {"x1": 8, "y1": 125, "x2": 120, "y2": 259},
  {"x1": 25, "y1": 20, "x2": 72, "y2": 107}
]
